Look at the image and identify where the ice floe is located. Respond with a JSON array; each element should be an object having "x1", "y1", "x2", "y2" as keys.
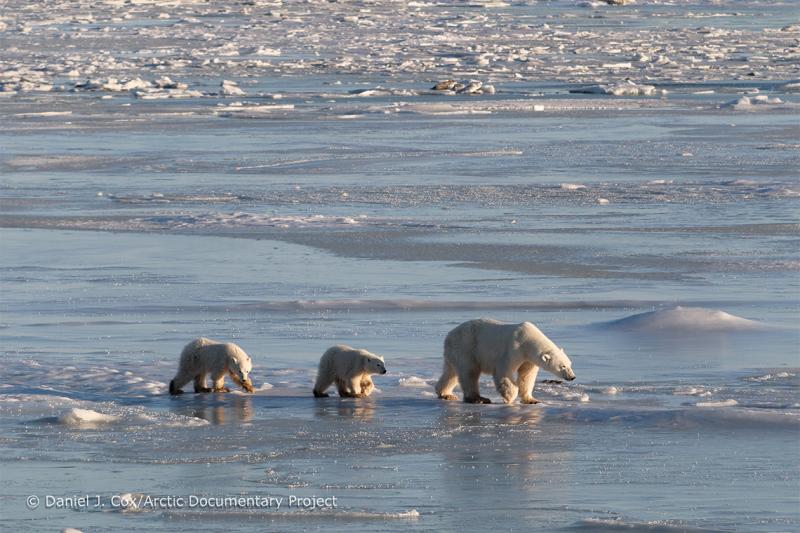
[
  {"x1": 695, "y1": 399, "x2": 738, "y2": 408},
  {"x1": 0, "y1": 0, "x2": 797, "y2": 101},
  {"x1": 570, "y1": 80, "x2": 665, "y2": 96},
  {"x1": 723, "y1": 95, "x2": 785, "y2": 110},
  {"x1": 220, "y1": 79, "x2": 246, "y2": 96},
  {"x1": 431, "y1": 79, "x2": 496, "y2": 95}
]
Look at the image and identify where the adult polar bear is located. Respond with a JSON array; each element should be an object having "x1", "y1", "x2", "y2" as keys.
[{"x1": 435, "y1": 318, "x2": 576, "y2": 404}]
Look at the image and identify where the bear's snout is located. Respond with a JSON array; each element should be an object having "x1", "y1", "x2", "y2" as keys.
[
  {"x1": 563, "y1": 369, "x2": 576, "y2": 381},
  {"x1": 380, "y1": 369, "x2": 387, "y2": 375}
]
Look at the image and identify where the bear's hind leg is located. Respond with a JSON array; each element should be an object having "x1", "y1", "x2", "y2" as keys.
[
  {"x1": 194, "y1": 373, "x2": 212, "y2": 393},
  {"x1": 169, "y1": 375, "x2": 191, "y2": 395},
  {"x1": 460, "y1": 368, "x2": 490, "y2": 404},
  {"x1": 435, "y1": 361, "x2": 459, "y2": 401},
  {"x1": 313, "y1": 383, "x2": 331, "y2": 398},
  {"x1": 313, "y1": 372, "x2": 333, "y2": 398},
  {"x1": 169, "y1": 366, "x2": 194, "y2": 395}
]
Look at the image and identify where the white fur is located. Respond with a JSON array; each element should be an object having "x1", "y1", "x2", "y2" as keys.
[
  {"x1": 169, "y1": 337, "x2": 254, "y2": 394},
  {"x1": 313, "y1": 345, "x2": 387, "y2": 398},
  {"x1": 435, "y1": 318, "x2": 575, "y2": 404}
]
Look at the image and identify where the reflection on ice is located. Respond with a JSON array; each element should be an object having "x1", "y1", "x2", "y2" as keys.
[
  {"x1": 313, "y1": 398, "x2": 378, "y2": 422},
  {"x1": 179, "y1": 395, "x2": 255, "y2": 426}
]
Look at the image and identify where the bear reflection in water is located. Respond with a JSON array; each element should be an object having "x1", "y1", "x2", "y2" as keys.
[
  {"x1": 437, "y1": 402, "x2": 544, "y2": 428},
  {"x1": 188, "y1": 395, "x2": 254, "y2": 425},
  {"x1": 314, "y1": 399, "x2": 378, "y2": 422}
]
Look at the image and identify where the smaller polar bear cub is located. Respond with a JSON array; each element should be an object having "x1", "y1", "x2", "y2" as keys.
[
  {"x1": 169, "y1": 337, "x2": 255, "y2": 395},
  {"x1": 313, "y1": 345, "x2": 387, "y2": 398}
]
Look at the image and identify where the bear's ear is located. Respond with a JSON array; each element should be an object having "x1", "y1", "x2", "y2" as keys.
[{"x1": 542, "y1": 353, "x2": 551, "y2": 363}]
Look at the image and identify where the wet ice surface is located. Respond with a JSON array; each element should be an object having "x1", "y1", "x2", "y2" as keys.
[
  {"x1": 1, "y1": 228, "x2": 798, "y2": 533},
  {"x1": 2, "y1": 0, "x2": 800, "y2": 532}
]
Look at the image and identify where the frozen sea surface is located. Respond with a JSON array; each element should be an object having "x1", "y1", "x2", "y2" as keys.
[
  {"x1": 1, "y1": 227, "x2": 797, "y2": 532},
  {"x1": 1, "y1": 0, "x2": 799, "y2": 532}
]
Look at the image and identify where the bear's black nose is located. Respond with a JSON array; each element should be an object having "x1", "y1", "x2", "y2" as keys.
[
  {"x1": 381, "y1": 369, "x2": 387, "y2": 374},
  {"x1": 567, "y1": 375, "x2": 576, "y2": 381}
]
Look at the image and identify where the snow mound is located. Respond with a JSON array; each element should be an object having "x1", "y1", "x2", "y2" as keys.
[
  {"x1": 605, "y1": 306, "x2": 766, "y2": 332},
  {"x1": 57, "y1": 408, "x2": 120, "y2": 426}
]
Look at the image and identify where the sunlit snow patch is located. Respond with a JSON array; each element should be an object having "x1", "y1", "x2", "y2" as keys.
[{"x1": 604, "y1": 306, "x2": 767, "y2": 332}]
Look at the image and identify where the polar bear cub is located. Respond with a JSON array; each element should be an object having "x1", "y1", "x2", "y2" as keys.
[
  {"x1": 435, "y1": 318, "x2": 575, "y2": 404},
  {"x1": 169, "y1": 337, "x2": 255, "y2": 395},
  {"x1": 313, "y1": 345, "x2": 387, "y2": 398}
]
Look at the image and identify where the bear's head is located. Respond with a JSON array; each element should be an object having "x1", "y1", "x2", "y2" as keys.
[
  {"x1": 228, "y1": 347, "x2": 255, "y2": 393},
  {"x1": 363, "y1": 353, "x2": 387, "y2": 375},
  {"x1": 539, "y1": 347, "x2": 576, "y2": 381},
  {"x1": 518, "y1": 322, "x2": 576, "y2": 381}
]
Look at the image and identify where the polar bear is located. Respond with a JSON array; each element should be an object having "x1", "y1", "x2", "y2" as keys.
[
  {"x1": 169, "y1": 337, "x2": 255, "y2": 395},
  {"x1": 313, "y1": 345, "x2": 387, "y2": 398},
  {"x1": 435, "y1": 318, "x2": 575, "y2": 404}
]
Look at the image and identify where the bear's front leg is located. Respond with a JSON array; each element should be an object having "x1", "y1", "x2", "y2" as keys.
[
  {"x1": 494, "y1": 375, "x2": 519, "y2": 404},
  {"x1": 194, "y1": 374, "x2": 212, "y2": 393},
  {"x1": 360, "y1": 375, "x2": 374, "y2": 397},
  {"x1": 350, "y1": 376, "x2": 367, "y2": 398},
  {"x1": 517, "y1": 362, "x2": 540, "y2": 404},
  {"x1": 211, "y1": 373, "x2": 230, "y2": 393},
  {"x1": 493, "y1": 359, "x2": 520, "y2": 404}
]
